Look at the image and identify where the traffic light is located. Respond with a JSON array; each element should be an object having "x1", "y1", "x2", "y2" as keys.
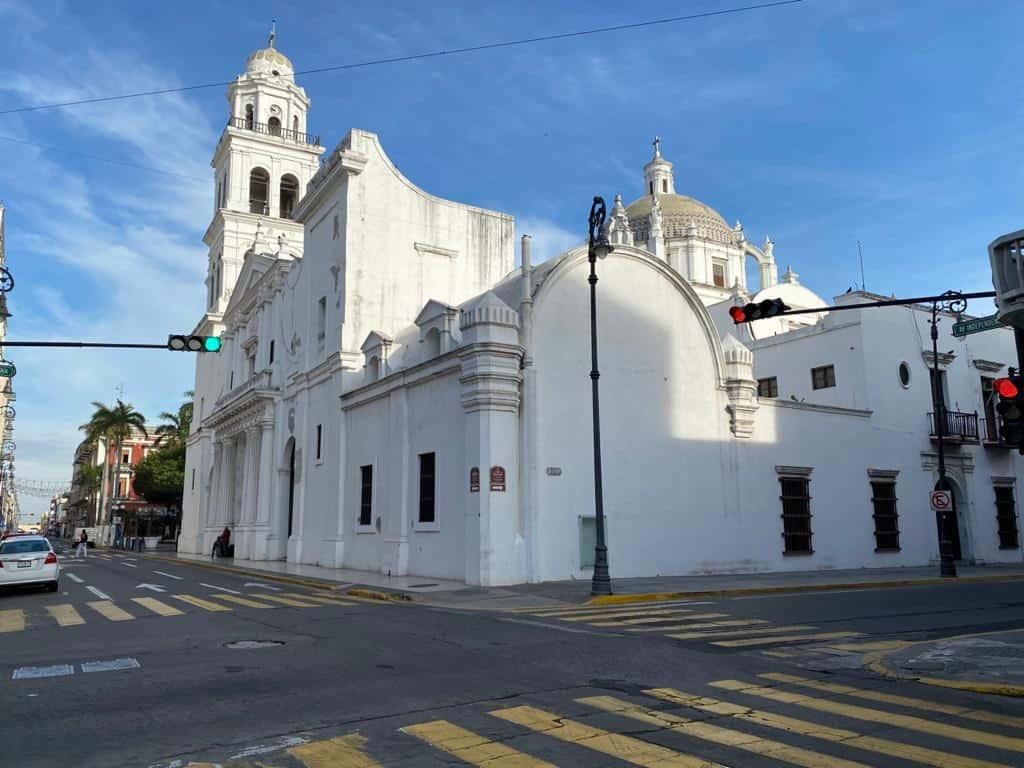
[
  {"x1": 728, "y1": 298, "x2": 791, "y2": 324},
  {"x1": 994, "y1": 375, "x2": 1024, "y2": 447},
  {"x1": 167, "y1": 335, "x2": 222, "y2": 353}
]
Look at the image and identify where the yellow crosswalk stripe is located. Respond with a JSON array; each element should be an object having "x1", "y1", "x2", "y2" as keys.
[
  {"x1": 760, "y1": 650, "x2": 793, "y2": 658},
  {"x1": 711, "y1": 679, "x2": 1024, "y2": 753},
  {"x1": 0, "y1": 608, "x2": 25, "y2": 632},
  {"x1": 251, "y1": 593, "x2": 323, "y2": 607},
  {"x1": 210, "y1": 594, "x2": 277, "y2": 609},
  {"x1": 288, "y1": 733, "x2": 381, "y2": 767},
  {"x1": 47, "y1": 604, "x2": 85, "y2": 627},
  {"x1": 761, "y1": 672, "x2": 1024, "y2": 731},
  {"x1": 668, "y1": 624, "x2": 815, "y2": 640},
  {"x1": 646, "y1": 687, "x2": 1011, "y2": 768},
  {"x1": 559, "y1": 607, "x2": 697, "y2": 622},
  {"x1": 281, "y1": 592, "x2": 356, "y2": 606},
  {"x1": 825, "y1": 640, "x2": 912, "y2": 652},
  {"x1": 132, "y1": 597, "x2": 184, "y2": 616},
  {"x1": 629, "y1": 619, "x2": 768, "y2": 633},
  {"x1": 401, "y1": 720, "x2": 556, "y2": 767},
  {"x1": 712, "y1": 631, "x2": 862, "y2": 647},
  {"x1": 590, "y1": 612, "x2": 727, "y2": 627},
  {"x1": 490, "y1": 705, "x2": 725, "y2": 767},
  {"x1": 520, "y1": 600, "x2": 697, "y2": 617},
  {"x1": 580, "y1": 695, "x2": 870, "y2": 768},
  {"x1": 87, "y1": 600, "x2": 134, "y2": 621},
  {"x1": 171, "y1": 594, "x2": 232, "y2": 612}
]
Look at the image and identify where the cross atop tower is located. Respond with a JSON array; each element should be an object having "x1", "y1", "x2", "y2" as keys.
[
  {"x1": 652, "y1": 136, "x2": 662, "y2": 158},
  {"x1": 268, "y1": 19, "x2": 276, "y2": 48}
]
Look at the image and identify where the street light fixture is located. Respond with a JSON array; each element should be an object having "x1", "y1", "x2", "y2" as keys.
[{"x1": 587, "y1": 196, "x2": 613, "y2": 596}]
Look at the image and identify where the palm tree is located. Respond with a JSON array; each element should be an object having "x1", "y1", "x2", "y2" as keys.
[
  {"x1": 154, "y1": 391, "x2": 194, "y2": 447},
  {"x1": 80, "y1": 400, "x2": 147, "y2": 537}
]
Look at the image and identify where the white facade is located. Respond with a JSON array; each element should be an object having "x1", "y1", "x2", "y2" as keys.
[{"x1": 181, "y1": 43, "x2": 1024, "y2": 584}]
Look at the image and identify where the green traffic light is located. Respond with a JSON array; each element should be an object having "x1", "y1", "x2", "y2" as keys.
[{"x1": 203, "y1": 336, "x2": 222, "y2": 352}]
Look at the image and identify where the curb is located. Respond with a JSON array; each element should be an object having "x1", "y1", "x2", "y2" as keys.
[
  {"x1": 346, "y1": 588, "x2": 412, "y2": 603},
  {"x1": 136, "y1": 551, "x2": 348, "y2": 593},
  {"x1": 865, "y1": 630, "x2": 1024, "y2": 698},
  {"x1": 586, "y1": 573, "x2": 1024, "y2": 605}
]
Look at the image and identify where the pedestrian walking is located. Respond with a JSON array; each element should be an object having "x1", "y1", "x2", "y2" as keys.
[{"x1": 76, "y1": 529, "x2": 88, "y2": 559}]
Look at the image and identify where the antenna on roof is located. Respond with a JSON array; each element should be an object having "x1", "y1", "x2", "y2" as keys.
[{"x1": 857, "y1": 240, "x2": 866, "y2": 292}]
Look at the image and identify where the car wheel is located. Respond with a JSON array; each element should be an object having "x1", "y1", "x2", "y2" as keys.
[{"x1": 47, "y1": 580, "x2": 59, "y2": 593}]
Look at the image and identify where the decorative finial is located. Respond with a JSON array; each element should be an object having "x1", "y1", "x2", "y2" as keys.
[
  {"x1": 652, "y1": 135, "x2": 662, "y2": 158},
  {"x1": 268, "y1": 19, "x2": 276, "y2": 48}
]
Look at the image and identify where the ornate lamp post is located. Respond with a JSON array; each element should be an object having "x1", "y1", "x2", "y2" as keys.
[
  {"x1": 929, "y1": 290, "x2": 966, "y2": 578},
  {"x1": 587, "y1": 197, "x2": 614, "y2": 596}
]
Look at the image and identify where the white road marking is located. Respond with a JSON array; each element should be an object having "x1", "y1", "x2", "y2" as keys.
[
  {"x1": 81, "y1": 658, "x2": 141, "y2": 673},
  {"x1": 153, "y1": 570, "x2": 183, "y2": 580},
  {"x1": 500, "y1": 617, "x2": 616, "y2": 635},
  {"x1": 243, "y1": 582, "x2": 281, "y2": 591},
  {"x1": 65, "y1": 573, "x2": 83, "y2": 584},
  {"x1": 201, "y1": 582, "x2": 240, "y2": 594},
  {"x1": 12, "y1": 664, "x2": 74, "y2": 680},
  {"x1": 229, "y1": 736, "x2": 309, "y2": 759},
  {"x1": 121, "y1": 562, "x2": 137, "y2": 568},
  {"x1": 136, "y1": 583, "x2": 167, "y2": 593},
  {"x1": 86, "y1": 585, "x2": 111, "y2": 600}
]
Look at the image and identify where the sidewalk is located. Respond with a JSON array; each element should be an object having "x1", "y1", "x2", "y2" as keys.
[
  {"x1": 114, "y1": 551, "x2": 1024, "y2": 611},
  {"x1": 868, "y1": 629, "x2": 1024, "y2": 697}
]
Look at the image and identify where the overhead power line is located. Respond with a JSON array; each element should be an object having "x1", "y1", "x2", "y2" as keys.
[
  {"x1": 0, "y1": 1, "x2": 803, "y2": 117},
  {"x1": 0, "y1": 135, "x2": 208, "y2": 181}
]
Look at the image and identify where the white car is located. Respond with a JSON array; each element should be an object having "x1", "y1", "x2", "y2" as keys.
[{"x1": 0, "y1": 535, "x2": 60, "y2": 592}]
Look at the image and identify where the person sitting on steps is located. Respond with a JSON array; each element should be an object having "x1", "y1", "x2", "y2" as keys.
[{"x1": 212, "y1": 526, "x2": 233, "y2": 558}]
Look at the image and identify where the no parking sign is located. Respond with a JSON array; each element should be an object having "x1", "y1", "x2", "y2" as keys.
[{"x1": 930, "y1": 489, "x2": 952, "y2": 512}]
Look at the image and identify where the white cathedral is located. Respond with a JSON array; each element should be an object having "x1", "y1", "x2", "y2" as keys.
[{"x1": 179, "y1": 39, "x2": 1024, "y2": 585}]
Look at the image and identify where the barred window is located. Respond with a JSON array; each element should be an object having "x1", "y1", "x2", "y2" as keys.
[
  {"x1": 870, "y1": 480, "x2": 900, "y2": 551},
  {"x1": 995, "y1": 485, "x2": 1019, "y2": 549},
  {"x1": 758, "y1": 377, "x2": 778, "y2": 399},
  {"x1": 811, "y1": 365, "x2": 836, "y2": 390},
  {"x1": 418, "y1": 452, "x2": 436, "y2": 523},
  {"x1": 779, "y1": 476, "x2": 812, "y2": 554},
  {"x1": 359, "y1": 465, "x2": 373, "y2": 527}
]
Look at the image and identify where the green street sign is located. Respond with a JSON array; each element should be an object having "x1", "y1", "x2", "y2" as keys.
[
  {"x1": 0, "y1": 363, "x2": 16, "y2": 378},
  {"x1": 952, "y1": 314, "x2": 1005, "y2": 338}
]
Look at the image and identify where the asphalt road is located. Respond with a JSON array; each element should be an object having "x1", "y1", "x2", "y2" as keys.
[{"x1": 1, "y1": 550, "x2": 1024, "y2": 767}]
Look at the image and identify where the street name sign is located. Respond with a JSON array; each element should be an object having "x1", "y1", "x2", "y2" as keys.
[
  {"x1": 952, "y1": 314, "x2": 1004, "y2": 338},
  {"x1": 0, "y1": 363, "x2": 16, "y2": 377},
  {"x1": 930, "y1": 489, "x2": 952, "y2": 512}
]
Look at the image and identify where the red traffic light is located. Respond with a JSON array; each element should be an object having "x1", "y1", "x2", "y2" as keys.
[
  {"x1": 995, "y1": 377, "x2": 1019, "y2": 398},
  {"x1": 728, "y1": 306, "x2": 747, "y2": 324}
]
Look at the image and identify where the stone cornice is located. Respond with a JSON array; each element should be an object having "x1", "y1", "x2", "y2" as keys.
[
  {"x1": 922, "y1": 350, "x2": 956, "y2": 369},
  {"x1": 761, "y1": 399, "x2": 873, "y2": 418},
  {"x1": 971, "y1": 358, "x2": 1005, "y2": 373},
  {"x1": 414, "y1": 242, "x2": 459, "y2": 259},
  {"x1": 341, "y1": 354, "x2": 463, "y2": 410}
]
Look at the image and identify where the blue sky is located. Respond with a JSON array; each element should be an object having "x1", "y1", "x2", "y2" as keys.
[{"x1": 1, "y1": 0, "x2": 1022, "y2": 518}]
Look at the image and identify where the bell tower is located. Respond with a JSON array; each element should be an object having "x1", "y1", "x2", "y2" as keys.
[
  {"x1": 643, "y1": 136, "x2": 675, "y2": 197},
  {"x1": 204, "y1": 27, "x2": 324, "y2": 316}
]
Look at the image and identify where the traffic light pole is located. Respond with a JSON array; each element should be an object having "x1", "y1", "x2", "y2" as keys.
[
  {"x1": 0, "y1": 341, "x2": 168, "y2": 349},
  {"x1": 929, "y1": 298, "x2": 958, "y2": 578}
]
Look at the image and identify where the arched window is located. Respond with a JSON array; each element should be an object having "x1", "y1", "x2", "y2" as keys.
[
  {"x1": 244, "y1": 104, "x2": 254, "y2": 130},
  {"x1": 662, "y1": 179, "x2": 668, "y2": 193},
  {"x1": 268, "y1": 116, "x2": 281, "y2": 136},
  {"x1": 279, "y1": 174, "x2": 299, "y2": 219},
  {"x1": 292, "y1": 115, "x2": 299, "y2": 135},
  {"x1": 249, "y1": 167, "x2": 269, "y2": 214},
  {"x1": 649, "y1": 181, "x2": 654, "y2": 195}
]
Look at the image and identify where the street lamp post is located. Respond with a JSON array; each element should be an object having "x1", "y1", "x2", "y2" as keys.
[
  {"x1": 587, "y1": 196, "x2": 614, "y2": 596},
  {"x1": 929, "y1": 291, "x2": 966, "y2": 578}
]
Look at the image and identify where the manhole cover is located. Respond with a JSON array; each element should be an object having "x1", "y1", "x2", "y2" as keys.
[{"x1": 224, "y1": 640, "x2": 285, "y2": 649}]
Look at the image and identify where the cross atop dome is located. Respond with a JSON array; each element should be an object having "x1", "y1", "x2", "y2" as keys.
[
  {"x1": 652, "y1": 135, "x2": 662, "y2": 159},
  {"x1": 268, "y1": 19, "x2": 277, "y2": 49},
  {"x1": 644, "y1": 136, "x2": 674, "y2": 196}
]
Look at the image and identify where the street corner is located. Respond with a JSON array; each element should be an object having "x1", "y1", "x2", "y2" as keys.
[{"x1": 865, "y1": 630, "x2": 1024, "y2": 697}]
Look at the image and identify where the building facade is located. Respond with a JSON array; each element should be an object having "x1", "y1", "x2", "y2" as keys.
[{"x1": 180, "y1": 41, "x2": 1024, "y2": 584}]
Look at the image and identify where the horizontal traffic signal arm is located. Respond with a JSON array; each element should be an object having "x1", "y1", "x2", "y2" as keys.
[
  {"x1": 728, "y1": 290, "x2": 997, "y2": 324},
  {"x1": 0, "y1": 336, "x2": 222, "y2": 352}
]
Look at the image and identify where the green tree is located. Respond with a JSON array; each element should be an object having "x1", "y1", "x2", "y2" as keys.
[
  {"x1": 80, "y1": 400, "x2": 147, "y2": 534},
  {"x1": 133, "y1": 441, "x2": 185, "y2": 510}
]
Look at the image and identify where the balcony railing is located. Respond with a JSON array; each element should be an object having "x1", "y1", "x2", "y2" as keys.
[
  {"x1": 228, "y1": 117, "x2": 319, "y2": 146},
  {"x1": 927, "y1": 410, "x2": 979, "y2": 442},
  {"x1": 983, "y1": 417, "x2": 1014, "y2": 447}
]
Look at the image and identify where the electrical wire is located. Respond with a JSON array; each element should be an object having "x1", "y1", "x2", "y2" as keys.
[
  {"x1": 0, "y1": 1, "x2": 803, "y2": 116},
  {"x1": 0, "y1": 135, "x2": 208, "y2": 181}
]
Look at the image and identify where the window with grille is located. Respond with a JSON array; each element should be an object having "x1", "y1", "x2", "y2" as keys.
[
  {"x1": 995, "y1": 485, "x2": 1019, "y2": 549},
  {"x1": 359, "y1": 465, "x2": 373, "y2": 526},
  {"x1": 870, "y1": 480, "x2": 900, "y2": 551},
  {"x1": 418, "y1": 452, "x2": 436, "y2": 523},
  {"x1": 779, "y1": 476, "x2": 812, "y2": 553},
  {"x1": 811, "y1": 364, "x2": 836, "y2": 390},
  {"x1": 757, "y1": 377, "x2": 778, "y2": 398}
]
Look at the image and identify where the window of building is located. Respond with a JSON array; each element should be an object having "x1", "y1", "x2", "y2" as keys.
[
  {"x1": 191, "y1": 468, "x2": 196, "y2": 490},
  {"x1": 269, "y1": 339, "x2": 275, "y2": 365},
  {"x1": 247, "y1": 352, "x2": 256, "y2": 378},
  {"x1": 292, "y1": 115, "x2": 299, "y2": 135},
  {"x1": 995, "y1": 484, "x2": 1019, "y2": 549},
  {"x1": 779, "y1": 475, "x2": 812, "y2": 554},
  {"x1": 280, "y1": 174, "x2": 298, "y2": 219},
  {"x1": 315, "y1": 424, "x2": 322, "y2": 462},
  {"x1": 898, "y1": 361, "x2": 911, "y2": 388},
  {"x1": 317, "y1": 297, "x2": 326, "y2": 343},
  {"x1": 249, "y1": 167, "x2": 269, "y2": 215},
  {"x1": 870, "y1": 479, "x2": 900, "y2": 551},
  {"x1": 757, "y1": 377, "x2": 778, "y2": 399},
  {"x1": 230, "y1": 371, "x2": 234, "y2": 389},
  {"x1": 268, "y1": 116, "x2": 281, "y2": 136},
  {"x1": 118, "y1": 478, "x2": 129, "y2": 498},
  {"x1": 662, "y1": 179, "x2": 668, "y2": 193},
  {"x1": 219, "y1": 175, "x2": 227, "y2": 209},
  {"x1": 359, "y1": 465, "x2": 373, "y2": 526},
  {"x1": 418, "y1": 452, "x2": 436, "y2": 524},
  {"x1": 215, "y1": 181, "x2": 221, "y2": 212},
  {"x1": 712, "y1": 261, "x2": 726, "y2": 288},
  {"x1": 811, "y1": 364, "x2": 836, "y2": 390},
  {"x1": 244, "y1": 103, "x2": 254, "y2": 130},
  {"x1": 929, "y1": 368, "x2": 948, "y2": 408},
  {"x1": 982, "y1": 376, "x2": 997, "y2": 441},
  {"x1": 649, "y1": 181, "x2": 654, "y2": 195},
  {"x1": 121, "y1": 448, "x2": 131, "y2": 466}
]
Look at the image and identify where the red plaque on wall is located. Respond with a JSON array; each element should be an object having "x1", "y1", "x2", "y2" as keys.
[
  {"x1": 469, "y1": 467, "x2": 480, "y2": 493},
  {"x1": 489, "y1": 465, "x2": 506, "y2": 492}
]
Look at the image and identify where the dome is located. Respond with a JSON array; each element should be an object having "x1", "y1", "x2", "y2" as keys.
[
  {"x1": 245, "y1": 47, "x2": 294, "y2": 79},
  {"x1": 625, "y1": 194, "x2": 736, "y2": 244}
]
